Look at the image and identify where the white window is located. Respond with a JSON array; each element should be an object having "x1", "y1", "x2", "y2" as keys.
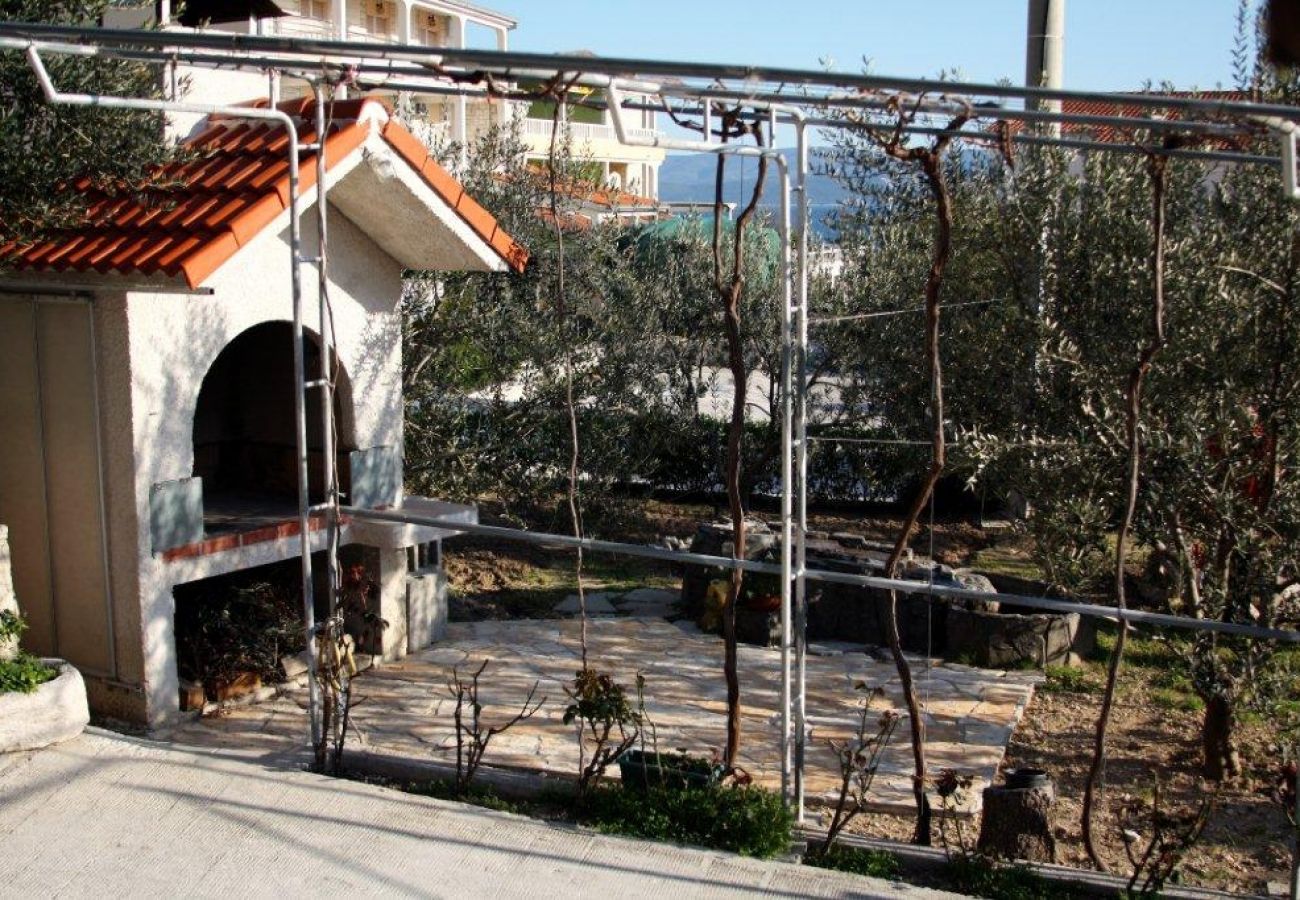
[
  {"x1": 299, "y1": 0, "x2": 329, "y2": 19},
  {"x1": 362, "y1": 0, "x2": 394, "y2": 34},
  {"x1": 419, "y1": 11, "x2": 447, "y2": 46}
]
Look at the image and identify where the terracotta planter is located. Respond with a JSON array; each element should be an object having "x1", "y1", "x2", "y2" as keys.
[{"x1": 0, "y1": 660, "x2": 89, "y2": 753}]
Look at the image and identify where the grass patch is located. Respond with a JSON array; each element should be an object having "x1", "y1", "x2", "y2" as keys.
[
  {"x1": 804, "y1": 843, "x2": 901, "y2": 878},
  {"x1": 0, "y1": 652, "x2": 57, "y2": 694},
  {"x1": 580, "y1": 782, "x2": 794, "y2": 858},
  {"x1": 1151, "y1": 687, "x2": 1205, "y2": 712},
  {"x1": 1040, "y1": 665, "x2": 1098, "y2": 694},
  {"x1": 403, "y1": 779, "x2": 527, "y2": 814},
  {"x1": 968, "y1": 541, "x2": 1046, "y2": 582}
]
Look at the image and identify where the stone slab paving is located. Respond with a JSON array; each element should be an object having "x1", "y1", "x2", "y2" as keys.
[
  {"x1": 175, "y1": 617, "x2": 1037, "y2": 814},
  {"x1": 0, "y1": 731, "x2": 961, "y2": 899}
]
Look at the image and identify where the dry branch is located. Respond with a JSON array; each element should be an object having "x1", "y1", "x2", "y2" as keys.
[
  {"x1": 712, "y1": 108, "x2": 769, "y2": 771},
  {"x1": 874, "y1": 107, "x2": 969, "y2": 846},
  {"x1": 1081, "y1": 150, "x2": 1171, "y2": 872},
  {"x1": 447, "y1": 659, "x2": 546, "y2": 794}
]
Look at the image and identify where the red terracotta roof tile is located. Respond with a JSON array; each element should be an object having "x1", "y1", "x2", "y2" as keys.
[
  {"x1": 998, "y1": 91, "x2": 1253, "y2": 149},
  {"x1": 4, "y1": 96, "x2": 528, "y2": 287},
  {"x1": 227, "y1": 192, "x2": 284, "y2": 246}
]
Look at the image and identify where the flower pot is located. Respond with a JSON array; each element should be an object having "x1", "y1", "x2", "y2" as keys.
[
  {"x1": 0, "y1": 659, "x2": 89, "y2": 753},
  {"x1": 617, "y1": 749, "x2": 722, "y2": 791},
  {"x1": 1004, "y1": 767, "x2": 1050, "y2": 790}
]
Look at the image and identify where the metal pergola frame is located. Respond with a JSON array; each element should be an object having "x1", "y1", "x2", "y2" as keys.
[{"x1": 3, "y1": 20, "x2": 1299, "y2": 822}]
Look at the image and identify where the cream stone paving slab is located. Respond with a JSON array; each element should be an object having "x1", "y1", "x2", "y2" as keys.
[{"x1": 173, "y1": 616, "x2": 1037, "y2": 815}]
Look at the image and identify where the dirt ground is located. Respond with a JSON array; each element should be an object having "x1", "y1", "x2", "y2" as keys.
[
  {"x1": 831, "y1": 663, "x2": 1295, "y2": 894},
  {"x1": 443, "y1": 498, "x2": 1297, "y2": 894}
]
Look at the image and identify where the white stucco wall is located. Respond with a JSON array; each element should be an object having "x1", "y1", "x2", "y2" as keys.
[{"x1": 107, "y1": 197, "x2": 405, "y2": 728}]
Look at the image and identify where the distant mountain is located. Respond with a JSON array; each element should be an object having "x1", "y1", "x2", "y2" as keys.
[{"x1": 657, "y1": 148, "x2": 848, "y2": 238}]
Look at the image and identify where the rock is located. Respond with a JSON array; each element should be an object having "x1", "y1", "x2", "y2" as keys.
[
  {"x1": 553, "y1": 592, "x2": 616, "y2": 616},
  {"x1": 735, "y1": 607, "x2": 782, "y2": 648},
  {"x1": 953, "y1": 569, "x2": 1000, "y2": 613},
  {"x1": 621, "y1": 587, "x2": 678, "y2": 605},
  {"x1": 280, "y1": 653, "x2": 309, "y2": 681},
  {"x1": 832, "y1": 532, "x2": 868, "y2": 549},
  {"x1": 947, "y1": 607, "x2": 1080, "y2": 668}
]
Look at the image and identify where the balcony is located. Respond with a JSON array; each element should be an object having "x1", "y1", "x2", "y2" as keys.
[
  {"x1": 521, "y1": 117, "x2": 658, "y2": 146},
  {"x1": 273, "y1": 14, "x2": 334, "y2": 39}
]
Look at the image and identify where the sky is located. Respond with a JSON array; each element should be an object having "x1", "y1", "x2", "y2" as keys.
[{"x1": 492, "y1": 0, "x2": 1250, "y2": 99}]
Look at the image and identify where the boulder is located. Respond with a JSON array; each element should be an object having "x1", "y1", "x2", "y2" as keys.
[
  {"x1": 679, "y1": 521, "x2": 777, "y2": 617},
  {"x1": 952, "y1": 569, "x2": 1001, "y2": 613},
  {"x1": 947, "y1": 606, "x2": 1080, "y2": 668}
]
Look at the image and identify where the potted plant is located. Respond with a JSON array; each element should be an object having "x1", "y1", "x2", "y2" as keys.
[
  {"x1": 617, "y1": 747, "x2": 724, "y2": 791},
  {"x1": 0, "y1": 609, "x2": 89, "y2": 753}
]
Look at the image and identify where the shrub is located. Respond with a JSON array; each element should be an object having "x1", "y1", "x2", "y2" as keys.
[
  {"x1": 0, "y1": 652, "x2": 57, "y2": 694},
  {"x1": 804, "y1": 843, "x2": 901, "y2": 879},
  {"x1": 581, "y1": 782, "x2": 794, "y2": 858},
  {"x1": 944, "y1": 855, "x2": 1057, "y2": 900},
  {"x1": 0, "y1": 610, "x2": 57, "y2": 694}
]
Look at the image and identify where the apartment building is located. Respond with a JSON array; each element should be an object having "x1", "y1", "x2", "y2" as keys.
[{"x1": 104, "y1": 1, "x2": 666, "y2": 201}]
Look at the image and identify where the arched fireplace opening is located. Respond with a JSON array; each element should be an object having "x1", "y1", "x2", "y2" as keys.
[{"x1": 192, "y1": 321, "x2": 355, "y2": 530}]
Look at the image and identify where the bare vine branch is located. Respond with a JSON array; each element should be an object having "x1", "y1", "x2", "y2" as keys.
[
  {"x1": 448, "y1": 660, "x2": 546, "y2": 794},
  {"x1": 1082, "y1": 149, "x2": 1172, "y2": 872},
  {"x1": 873, "y1": 106, "x2": 969, "y2": 847},
  {"x1": 542, "y1": 75, "x2": 591, "y2": 668},
  {"x1": 712, "y1": 107, "x2": 768, "y2": 771}
]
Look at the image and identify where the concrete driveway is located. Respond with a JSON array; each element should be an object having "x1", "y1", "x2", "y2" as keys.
[{"x1": 0, "y1": 729, "x2": 959, "y2": 899}]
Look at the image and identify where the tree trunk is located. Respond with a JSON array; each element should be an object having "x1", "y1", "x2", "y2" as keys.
[
  {"x1": 1202, "y1": 693, "x2": 1242, "y2": 781},
  {"x1": 1082, "y1": 152, "x2": 1170, "y2": 872},
  {"x1": 711, "y1": 116, "x2": 768, "y2": 771},
  {"x1": 978, "y1": 782, "x2": 1057, "y2": 863}
]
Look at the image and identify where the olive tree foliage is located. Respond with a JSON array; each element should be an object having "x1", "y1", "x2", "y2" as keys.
[
  {"x1": 0, "y1": 1, "x2": 178, "y2": 242},
  {"x1": 401, "y1": 120, "x2": 633, "y2": 527},
  {"x1": 399, "y1": 118, "x2": 807, "y2": 527},
  {"x1": 824, "y1": 9, "x2": 1299, "y2": 793},
  {"x1": 976, "y1": 74, "x2": 1300, "y2": 786}
]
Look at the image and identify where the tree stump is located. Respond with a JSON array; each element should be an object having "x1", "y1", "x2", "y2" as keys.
[{"x1": 977, "y1": 773, "x2": 1057, "y2": 863}]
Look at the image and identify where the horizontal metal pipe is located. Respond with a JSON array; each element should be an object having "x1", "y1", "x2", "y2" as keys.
[
  {"x1": 669, "y1": 84, "x2": 1261, "y2": 139},
  {"x1": 7, "y1": 21, "x2": 1300, "y2": 122},
  {"x1": 0, "y1": 37, "x2": 1277, "y2": 167},
  {"x1": 812, "y1": 299, "x2": 1006, "y2": 324},
  {"x1": 341, "y1": 506, "x2": 1300, "y2": 644}
]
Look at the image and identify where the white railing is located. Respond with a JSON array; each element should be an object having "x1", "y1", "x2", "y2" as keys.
[
  {"x1": 272, "y1": 16, "x2": 334, "y2": 39},
  {"x1": 522, "y1": 118, "x2": 659, "y2": 145}
]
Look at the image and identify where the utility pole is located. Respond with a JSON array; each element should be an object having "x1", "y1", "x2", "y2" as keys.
[{"x1": 1025, "y1": 0, "x2": 1065, "y2": 135}]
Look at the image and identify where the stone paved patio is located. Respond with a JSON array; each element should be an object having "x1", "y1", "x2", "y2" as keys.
[{"x1": 174, "y1": 613, "x2": 1038, "y2": 814}]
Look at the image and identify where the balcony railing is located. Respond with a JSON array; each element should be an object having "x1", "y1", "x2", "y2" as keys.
[
  {"x1": 272, "y1": 16, "x2": 334, "y2": 39},
  {"x1": 521, "y1": 117, "x2": 658, "y2": 145}
]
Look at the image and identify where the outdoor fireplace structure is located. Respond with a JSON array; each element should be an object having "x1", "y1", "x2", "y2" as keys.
[{"x1": 0, "y1": 97, "x2": 527, "y2": 728}]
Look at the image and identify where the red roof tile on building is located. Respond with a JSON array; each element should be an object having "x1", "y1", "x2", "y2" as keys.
[
  {"x1": 1059, "y1": 91, "x2": 1252, "y2": 146},
  {"x1": 0, "y1": 96, "x2": 528, "y2": 288}
]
